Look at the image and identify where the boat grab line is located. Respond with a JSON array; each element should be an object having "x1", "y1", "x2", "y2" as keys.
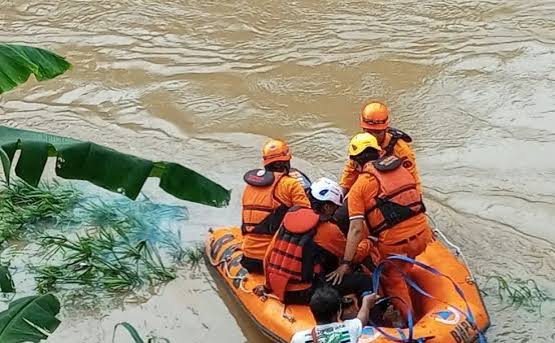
[{"x1": 427, "y1": 214, "x2": 476, "y2": 283}]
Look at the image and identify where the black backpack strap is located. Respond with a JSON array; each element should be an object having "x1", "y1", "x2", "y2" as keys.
[
  {"x1": 384, "y1": 127, "x2": 412, "y2": 155},
  {"x1": 289, "y1": 168, "x2": 312, "y2": 190}
]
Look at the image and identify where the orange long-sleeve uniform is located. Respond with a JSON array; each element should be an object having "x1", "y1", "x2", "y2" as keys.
[
  {"x1": 263, "y1": 219, "x2": 373, "y2": 293},
  {"x1": 241, "y1": 174, "x2": 310, "y2": 264},
  {"x1": 340, "y1": 132, "x2": 421, "y2": 193},
  {"x1": 273, "y1": 177, "x2": 311, "y2": 209},
  {"x1": 313, "y1": 221, "x2": 374, "y2": 265},
  {"x1": 347, "y1": 169, "x2": 432, "y2": 319}
]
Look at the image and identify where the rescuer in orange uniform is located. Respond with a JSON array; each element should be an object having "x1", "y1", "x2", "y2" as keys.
[
  {"x1": 240, "y1": 139, "x2": 311, "y2": 274},
  {"x1": 339, "y1": 101, "x2": 421, "y2": 194},
  {"x1": 254, "y1": 178, "x2": 374, "y2": 305},
  {"x1": 328, "y1": 133, "x2": 433, "y2": 322}
]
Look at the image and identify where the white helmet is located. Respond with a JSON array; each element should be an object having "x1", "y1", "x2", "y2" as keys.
[{"x1": 310, "y1": 177, "x2": 344, "y2": 206}]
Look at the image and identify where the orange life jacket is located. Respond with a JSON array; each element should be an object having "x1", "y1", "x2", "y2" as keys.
[
  {"x1": 241, "y1": 169, "x2": 288, "y2": 236},
  {"x1": 363, "y1": 155, "x2": 426, "y2": 238},
  {"x1": 265, "y1": 207, "x2": 321, "y2": 301}
]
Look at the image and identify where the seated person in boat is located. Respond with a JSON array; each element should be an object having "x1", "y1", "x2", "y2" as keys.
[
  {"x1": 255, "y1": 178, "x2": 374, "y2": 305},
  {"x1": 241, "y1": 138, "x2": 311, "y2": 274},
  {"x1": 328, "y1": 133, "x2": 433, "y2": 323},
  {"x1": 290, "y1": 286, "x2": 378, "y2": 343}
]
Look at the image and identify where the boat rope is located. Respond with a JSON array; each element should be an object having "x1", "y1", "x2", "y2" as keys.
[
  {"x1": 223, "y1": 259, "x2": 253, "y2": 294},
  {"x1": 426, "y1": 213, "x2": 476, "y2": 283},
  {"x1": 206, "y1": 238, "x2": 228, "y2": 267},
  {"x1": 372, "y1": 255, "x2": 488, "y2": 343},
  {"x1": 223, "y1": 260, "x2": 242, "y2": 279},
  {"x1": 206, "y1": 236, "x2": 254, "y2": 293},
  {"x1": 208, "y1": 254, "x2": 226, "y2": 267},
  {"x1": 262, "y1": 292, "x2": 280, "y2": 301},
  {"x1": 258, "y1": 291, "x2": 296, "y2": 322},
  {"x1": 365, "y1": 296, "x2": 431, "y2": 343},
  {"x1": 205, "y1": 233, "x2": 295, "y2": 323},
  {"x1": 281, "y1": 304, "x2": 296, "y2": 323},
  {"x1": 238, "y1": 278, "x2": 252, "y2": 293}
]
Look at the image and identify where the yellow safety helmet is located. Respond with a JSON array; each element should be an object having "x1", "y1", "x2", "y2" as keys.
[{"x1": 348, "y1": 133, "x2": 382, "y2": 156}]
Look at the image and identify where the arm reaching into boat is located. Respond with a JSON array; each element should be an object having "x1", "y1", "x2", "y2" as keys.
[
  {"x1": 325, "y1": 218, "x2": 364, "y2": 285},
  {"x1": 289, "y1": 287, "x2": 378, "y2": 343},
  {"x1": 357, "y1": 292, "x2": 379, "y2": 326},
  {"x1": 326, "y1": 173, "x2": 376, "y2": 285}
]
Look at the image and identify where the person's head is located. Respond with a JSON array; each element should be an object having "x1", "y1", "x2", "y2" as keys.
[
  {"x1": 359, "y1": 101, "x2": 389, "y2": 145},
  {"x1": 309, "y1": 178, "x2": 343, "y2": 216},
  {"x1": 348, "y1": 132, "x2": 382, "y2": 168},
  {"x1": 309, "y1": 286, "x2": 342, "y2": 324},
  {"x1": 262, "y1": 139, "x2": 292, "y2": 173}
]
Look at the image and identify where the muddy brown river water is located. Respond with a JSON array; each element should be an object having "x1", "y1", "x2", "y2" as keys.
[{"x1": 1, "y1": 0, "x2": 555, "y2": 342}]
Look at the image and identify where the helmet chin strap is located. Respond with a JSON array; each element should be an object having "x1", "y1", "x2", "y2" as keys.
[
  {"x1": 351, "y1": 148, "x2": 380, "y2": 170},
  {"x1": 351, "y1": 155, "x2": 368, "y2": 171}
]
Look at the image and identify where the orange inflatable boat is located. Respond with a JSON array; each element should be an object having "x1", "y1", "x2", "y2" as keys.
[{"x1": 205, "y1": 226, "x2": 490, "y2": 343}]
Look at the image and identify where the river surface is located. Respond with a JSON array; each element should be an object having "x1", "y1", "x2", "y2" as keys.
[{"x1": 1, "y1": 0, "x2": 555, "y2": 342}]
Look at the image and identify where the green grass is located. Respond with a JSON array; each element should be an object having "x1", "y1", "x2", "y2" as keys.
[
  {"x1": 183, "y1": 245, "x2": 204, "y2": 270},
  {"x1": 482, "y1": 274, "x2": 553, "y2": 316},
  {"x1": 112, "y1": 322, "x2": 170, "y2": 343},
  {"x1": 32, "y1": 195, "x2": 190, "y2": 293},
  {"x1": 35, "y1": 224, "x2": 177, "y2": 293},
  {"x1": 0, "y1": 180, "x2": 81, "y2": 243},
  {"x1": 0, "y1": 179, "x2": 190, "y2": 295},
  {"x1": 72, "y1": 200, "x2": 187, "y2": 264}
]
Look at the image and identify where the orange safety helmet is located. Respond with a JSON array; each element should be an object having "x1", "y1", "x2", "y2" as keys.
[
  {"x1": 359, "y1": 101, "x2": 390, "y2": 131},
  {"x1": 262, "y1": 139, "x2": 292, "y2": 166}
]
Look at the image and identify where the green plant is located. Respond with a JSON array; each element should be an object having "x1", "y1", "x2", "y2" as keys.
[
  {"x1": 1, "y1": 43, "x2": 223, "y2": 342},
  {"x1": 0, "y1": 43, "x2": 218, "y2": 342},
  {"x1": 0, "y1": 294, "x2": 61, "y2": 343},
  {"x1": 0, "y1": 180, "x2": 187, "y2": 294},
  {"x1": 0, "y1": 44, "x2": 71, "y2": 94},
  {"x1": 0, "y1": 126, "x2": 230, "y2": 207},
  {"x1": 112, "y1": 322, "x2": 169, "y2": 343},
  {"x1": 482, "y1": 274, "x2": 553, "y2": 316},
  {"x1": 0, "y1": 180, "x2": 80, "y2": 243},
  {"x1": 35, "y1": 226, "x2": 176, "y2": 293},
  {"x1": 0, "y1": 44, "x2": 68, "y2": 343},
  {"x1": 183, "y1": 245, "x2": 205, "y2": 270},
  {"x1": 76, "y1": 199, "x2": 187, "y2": 262},
  {"x1": 0, "y1": 265, "x2": 15, "y2": 293}
]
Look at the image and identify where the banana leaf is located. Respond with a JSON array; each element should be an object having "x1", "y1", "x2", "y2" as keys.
[
  {"x1": 0, "y1": 44, "x2": 71, "y2": 94},
  {"x1": 0, "y1": 294, "x2": 61, "y2": 343},
  {"x1": 113, "y1": 322, "x2": 145, "y2": 343},
  {"x1": 0, "y1": 126, "x2": 230, "y2": 207},
  {"x1": 112, "y1": 322, "x2": 170, "y2": 343},
  {"x1": 0, "y1": 266, "x2": 15, "y2": 293}
]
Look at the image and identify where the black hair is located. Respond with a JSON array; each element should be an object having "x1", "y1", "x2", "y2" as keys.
[
  {"x1": 350, "y1": 147, "x2": 380, "y2": 166},
  {"x1": 309, "y1": 286, "x2": 342, "y2": 324},
  {"x1": 265, "y1": 160, "x2": 291, "y2": 173},
  {"x1": 307, "y1": 192, "x2": 336, "y2": 214}
]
